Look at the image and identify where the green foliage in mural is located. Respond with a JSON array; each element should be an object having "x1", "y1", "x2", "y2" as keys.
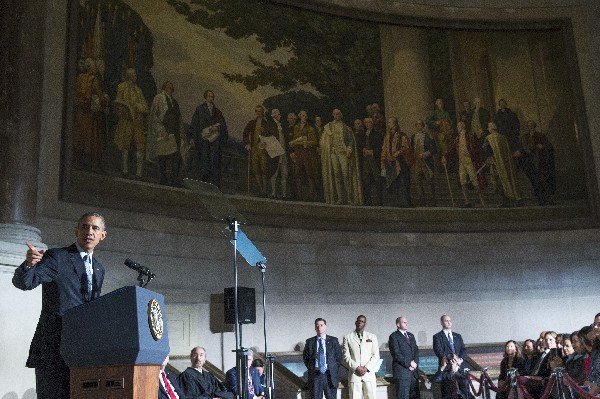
[{"x1": 166, "y1": 0, "x2": 384, "y2": 117}]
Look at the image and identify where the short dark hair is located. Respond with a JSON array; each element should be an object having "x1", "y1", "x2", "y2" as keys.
[
  {"x1": 78, "y1": 212, "x2": 106, "y2": 230},
  {"x1": 252, "y1": 358, "x2": 264, "y2": 368},
  {"x1": 204, "y1": 89, "x2": 214, "y2": 99},
  {"x1": 314, "y1": 318, "x2": 326, "y2": 325}
]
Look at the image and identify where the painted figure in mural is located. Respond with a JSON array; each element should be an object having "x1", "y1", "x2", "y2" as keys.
[
  {"x1": 458, "y1": 100, "x2": 472, "y2": 127},
  {"x1": 314, "y1": 115, "x2": 324, "y2": 201},
  {"x1": 243, "y1": 105, "x2": 277, "y2": 197},
  {"x1": 482, "y1": 122, "x2": 523, "y2": 207},
  {"x1": 74, "y1": 58, "x2": 109, "y2": 172},
  {"x1": 286, "y1": 112, "x2": 299, "y2": 199},
  {"x1": 314, "y1": 115, "x2": 324, "y2": 143},
  {"x1": 470, "y1": 97, "x2": 492, "y2": 142},
  {"x1": 442, "y1": 121, "x2": 485, "y2": 208},
  {"x1": 188, "y1": 89, "x2": 229, "y2": 188},
  {"x1": 321, "y1": 109, "x2": 363, "y2": 205},
  {"x1": 148, "y1": 81, "x2": 183, "y2": 187},
  {"x1": 290, "y1": 110, "x2": 319, "y2": 201},
  {"x1": 426, "y1": 98, "x2": 454, "y2": 172},
  {"x1": 113, "y1": 68, "x2": 149, "y2": 179},
  {"x1": 381, "y1": 117, "x2": 413, "y2": 208},
  {"x1": 370, "y1": 103, "x2": 386, "y2": 137},
  {"x1": 493, "y1": 98, "x2": 522, "y2": 156},
  {"x1": 411, "y1": 119, "x2": 437, "y2": 207},
  {"x1": 269, "y1": 108, "x2": 289, "y2": 200},
  {"x1": 357, "y1": 117, "x2": 383, "y2": 206},
  {"x1": 520, "y1": 120, "x2": 556, "y2": 205}
]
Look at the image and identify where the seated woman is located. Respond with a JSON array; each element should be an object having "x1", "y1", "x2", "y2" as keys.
[
  {"x1": 521, "y1": 339, "x2": 538, "y2": 376},
  {"x1": 497, "y1": 340, "x2": 524, "y2": 399},
  {"x1": 582, "y1": 326, "x2": 600, "y2": 395}
]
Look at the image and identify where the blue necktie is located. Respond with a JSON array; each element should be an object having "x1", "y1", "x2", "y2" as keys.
[
  {"x1": 83, "y1": 254, "x2": 93, "y2": 294},
  {"x1": 448, "y1": 332, "x2": 455, "y2": 353},
  {"x1": 318, "y1": 338, "x2": 327, "y2": 373}
]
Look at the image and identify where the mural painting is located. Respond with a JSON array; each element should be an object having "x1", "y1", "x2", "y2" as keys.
[{"x1": 69, "y1": 0, "x2": 589, "y2": 215}]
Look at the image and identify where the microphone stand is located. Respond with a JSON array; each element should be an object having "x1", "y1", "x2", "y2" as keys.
[{"x1": 258, "y1": 261, "x2": 274, "y2": 399}]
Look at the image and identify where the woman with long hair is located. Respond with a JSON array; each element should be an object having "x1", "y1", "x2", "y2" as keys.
[{"x1": 497, "y1": 340, "x2": 524, "y2": 399}]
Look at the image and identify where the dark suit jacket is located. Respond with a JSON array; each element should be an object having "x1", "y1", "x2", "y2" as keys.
[
  {"x1": 303, "y1": 335, "x2": 342, "y2": 387},
  {"x1": 188, "y1": 102, "x2": 228, "y2": 147},
  {"x1": 12, "y1": 244, "x2": 105, "y2": 368},
  {"x1": 389, "y1": 330, "x2": 420, "y2": 381},
  {"x1": 160, "y1": 369, "x2": 187, "y2": 399},
  {"x1": 433, "y1": 330, "x2": 467, "y2": 367},
  {"x1": 356, "y1": 129, "x2": 384, "y2": 172},
  {"x1": 225, "y1": 366, "x2": 263, "y2": 398}
]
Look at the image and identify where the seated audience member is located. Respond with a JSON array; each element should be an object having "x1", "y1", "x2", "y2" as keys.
[
  {"x1": 521, "y1": 339, "x2": 538, "y2": 376},
  {"x1": 583, "y1": 326, "x2": 600, "y2": 395},
  {"x1": 160, "y1": 355, "x2": 186, "y2": 399},
  {"x1": 550, "y1": 331, "x2": 586, "y2": 384},
  {"x1": 527, "y1": 331, "x2": 559, "y2": 399},
  {"x1": 251, "y1": 358, "x2": 267, "y2": 391},
  {"x1": 225, "y1": 350, "x2": 264, "y2": 399},
  {"x1": 497, "y1": 340, "x2": 524, "y2": 399},
  {"x1": 433, "y1": 355, "x2": 473, "y2": 399},
  {"x1": 178, "y1": 347, "x2": 233, "y2": 399}
]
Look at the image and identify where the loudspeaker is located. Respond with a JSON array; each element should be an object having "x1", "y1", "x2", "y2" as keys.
[{"x1": 224, "y1": 287, "x2": 256, "y2": 324}]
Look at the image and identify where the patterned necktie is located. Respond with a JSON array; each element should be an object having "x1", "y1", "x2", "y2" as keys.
[
  {"x1": 318, "y1": 338, "x2": 327, "y2": 373},
  {"x1": 83, "y1": 254, "x2": 93, "y2": 294},
  {"x1": 161, "y1": 371, "x2": 177, "y2": 399},
  {"x1": 447, "y1": 332, "x2": 456, "y2": 353},
  {"x1": 404, "y1": 332, "x2": 410, "y2": 345},
  {"x1": 247, "y1": 369, "x2": 255, "y2": 396}
]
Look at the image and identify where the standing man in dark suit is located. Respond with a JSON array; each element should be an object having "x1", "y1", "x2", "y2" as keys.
[
  {"x1": 433, "y1": 315, "x2": 467, "y2": 399},
  {"x1": 160, "y1": 355, "x2": 186, "y2": 399},
  {"x1": 188, "y1": 89, "x2": 229, "y2": 188},
  {"x1": 303, "y1": 318, "x2": 342, "y2": 399},
  {"x1": 12, "y1": 212, "x2": 107, "y2": 399},
  {"x1": 389, "y1": 316, "x2": 420, "y2": 399}
]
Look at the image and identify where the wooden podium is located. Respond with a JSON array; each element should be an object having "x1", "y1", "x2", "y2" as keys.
[{"x1": 61, "y1": 286, "x2": 170, "y2": 399}]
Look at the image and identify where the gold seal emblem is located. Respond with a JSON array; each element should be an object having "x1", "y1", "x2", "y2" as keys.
[{"x1": 147, "y1": 299, "x2": 164, "y2": 340}]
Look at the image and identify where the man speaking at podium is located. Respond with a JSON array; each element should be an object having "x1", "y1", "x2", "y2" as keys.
[{"x1": 12, "y1": 212, "x2": 107, "y2": 399}]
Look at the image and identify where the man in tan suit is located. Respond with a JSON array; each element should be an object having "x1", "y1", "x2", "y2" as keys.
[{"x1": 342, "y1": 315, "x2": 380, "y2": 399}]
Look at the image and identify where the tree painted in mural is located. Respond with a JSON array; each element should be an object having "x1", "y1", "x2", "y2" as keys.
[{"x1": 166, "y1": 0, "x2": 384, "y2": 118}]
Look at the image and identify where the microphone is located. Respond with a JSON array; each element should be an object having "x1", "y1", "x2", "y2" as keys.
[{"x1": 124, "y1": 258, "x2": 155, "y2": 278}]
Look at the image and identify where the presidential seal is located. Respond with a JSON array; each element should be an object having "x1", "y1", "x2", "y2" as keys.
[{"x1": 147, "y1": 299, "x2": 164, "y2": 340}]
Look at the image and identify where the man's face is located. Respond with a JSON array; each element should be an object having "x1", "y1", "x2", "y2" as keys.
[
  {"x1": 364, "y1": 119, "x2": 374, "y2": 130},
  {"x1": 255, "y1": 107, "x2": 264, "y2": 118},
  {"x1": 436, "y1": 99, "x2": 444, "y2": 110},
  {"x1": 191, "y1": 347, "x2": 206, "y2": 368},
  {"x1": 441, "y1": 316, "x2": 452, "y2": 330},
  {"x1": 315, "y1": 320, "x2": 327, "y2": 336},
  {"x1": 397, "y1": 317, "x2": 408, "y2": 331},
  {"x1": 165, "y1": 83, "x2": 174, "y2": 95},
  {"x1": 315, "y1": 116, "x2": 322, "y2": 127},
  {"x1": 272, "y1": 111, "x2": 281, "y2": 122},
  {"x1": 299, "y1": 111, "x2": 308, "y2": 123},
  {"x1": 523, "y1": 340, "x2": 534, "y2": 356},
  {"x1": 205, "y1": 91, "x2": 215, "y2": 103},
  {"x1": 333, "y1": 110, "x2": 342, "y2": 121},
  {"x1": 355, "y1": 316, "x2": 366, "y2": 332},
  {"x1": 544, "y1": 334, "x2": 556, "y2": 349},
  {"x1": 75, "y1": 216, "x2": 106, "y2": 253},
  {"x1": 415, "y1": 121, "x2": 424, "y2": 130},
  {"x1": 463, "y1": 101, "x2": 470, "y2": 110},
  {"x1": 287, "y1": 114, "x2": 297, "y2": 125},
  {"x1": 247, "y1": 354, "x2": 253, "y2": 367}
]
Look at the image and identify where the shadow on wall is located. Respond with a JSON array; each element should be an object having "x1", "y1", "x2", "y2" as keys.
[{"x1": 1, "y1": 389, "x2": 37, "y2": 399}]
